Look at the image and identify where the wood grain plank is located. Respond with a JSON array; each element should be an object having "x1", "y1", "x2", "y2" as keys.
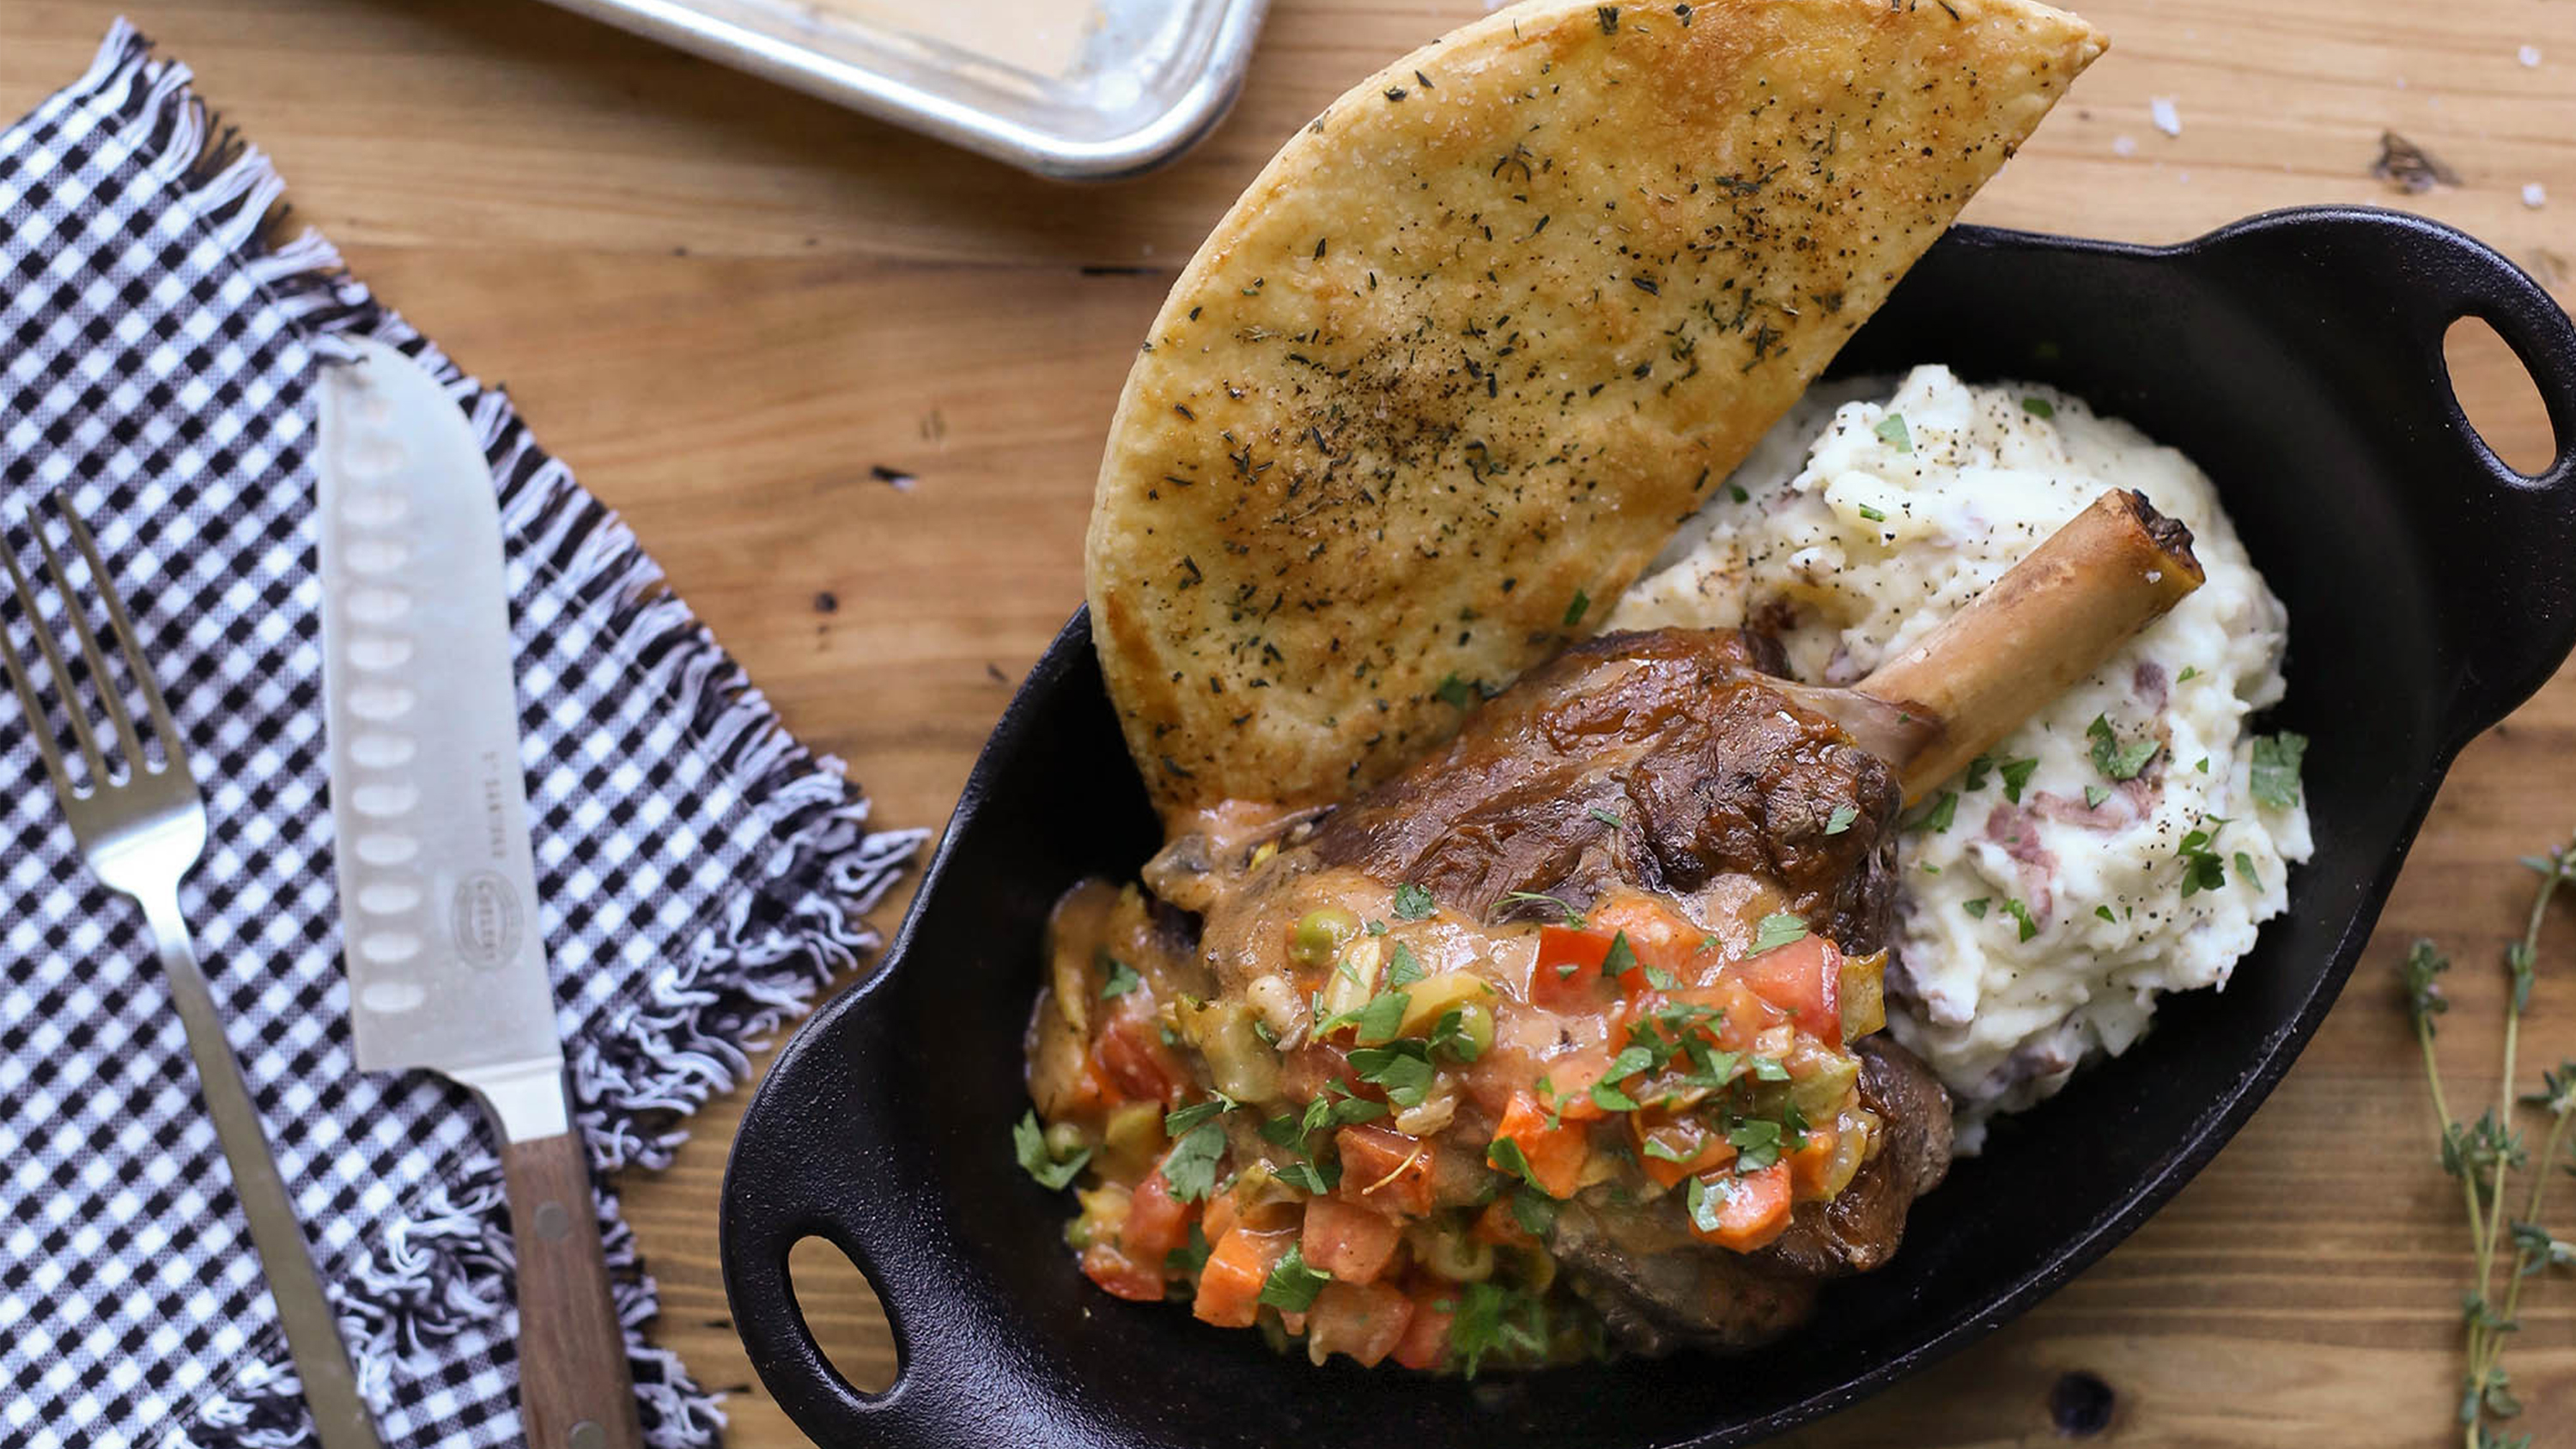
[{"x1": 2, "y1": 0, "x2": 2573, "y2": 1443}]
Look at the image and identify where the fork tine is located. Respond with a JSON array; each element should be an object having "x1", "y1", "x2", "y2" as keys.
[
  {"x1": 0, "y1": 531, "x2": 107, "y2": 781},
  {"x1": 31, "y1": 502, "x2": 148, "y2": 775},
  {"x1": 0, "y1": 552, "x2": 80, "y2": 801},
  {"x1": 56, "y1": 497, "x2": 183, "y2": 770}
]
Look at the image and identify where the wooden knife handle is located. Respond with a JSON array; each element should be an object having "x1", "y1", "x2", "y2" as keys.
[{"x1": 498, "y1": 1130, "x2": 645, "y2": 1449}]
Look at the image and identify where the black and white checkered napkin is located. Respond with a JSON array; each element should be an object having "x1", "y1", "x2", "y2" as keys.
[{"x1": 0, "y1": 23, "x2": 923, "y2": 1447}]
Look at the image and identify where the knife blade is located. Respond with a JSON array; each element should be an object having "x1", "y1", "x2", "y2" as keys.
[{"x1": 318, "y1": 337, "x2": 642, "y2": 1449}]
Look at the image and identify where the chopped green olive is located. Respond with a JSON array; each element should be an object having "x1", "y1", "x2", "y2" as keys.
[
  {"x1": 1291, "y1": 907, "x2": 1363, "y2": 967},
  {"x1": 1448, "y1": 1001, "x2": 1498, "y2": 1060},
  {"x1": 1043, "y1": 1120, "x2": 1088, "y2": 1160}
]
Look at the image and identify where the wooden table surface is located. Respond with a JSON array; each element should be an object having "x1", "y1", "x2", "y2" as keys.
[{"x1": 6, "y1": 0, "x2": 2574, "y2": 1443}]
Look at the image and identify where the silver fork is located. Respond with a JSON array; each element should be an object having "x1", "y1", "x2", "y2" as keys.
[{"x1": 0, "y1": 494, "x2": 386, "y2": 1449}]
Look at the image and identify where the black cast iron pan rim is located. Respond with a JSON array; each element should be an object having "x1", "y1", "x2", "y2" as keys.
[{"x1": 723, "y1": 203, "x2": 2576, "y2": 1448}]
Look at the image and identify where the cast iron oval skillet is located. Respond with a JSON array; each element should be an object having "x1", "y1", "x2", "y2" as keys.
[{"x1": 722, "y1": 207, "x2": 2576, "y2": 1447}]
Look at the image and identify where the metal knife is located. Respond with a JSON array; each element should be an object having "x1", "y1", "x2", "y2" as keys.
[{"x1": 316, "y1": 338, "x2": 643, "y2": 1449}]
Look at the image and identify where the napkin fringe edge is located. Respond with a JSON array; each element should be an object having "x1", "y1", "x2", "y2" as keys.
[{"x1": 64, "y1": 20, "x2": 922, "y2": 1448}]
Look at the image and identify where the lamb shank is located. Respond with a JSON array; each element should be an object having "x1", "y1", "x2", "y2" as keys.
[{"x1": 1026, "y1": 490, "x2": 2201, "y2": 1369}]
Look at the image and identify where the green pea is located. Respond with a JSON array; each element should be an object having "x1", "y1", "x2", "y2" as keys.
[
  {"x1": 1291, "y1": 906, "x2": 1363, "y2": 968},
  {"x1": 1449, "y1": 1002, "x2": 1497, "y2": 1060}
]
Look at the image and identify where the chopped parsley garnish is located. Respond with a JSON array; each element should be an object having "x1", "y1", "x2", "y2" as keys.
[
  {"x1": 1728, "y1": 482, "x2": 1750, "y2": 503},
  {"x1": 1749, "y1": 1055, "x2": 1790, "y2": 1082},
  {"x1": 1012, "y1": 1110, "x2": 1089, "y2": 1190},
  {"x1": 2176, "y1": 664, "x2": 2200, "y2": 682},
  {"x1": 1962, "y1": 897, "x2": 1991, "y2": 919},
  {"x1": 1589, "y1": 1076, "x2": 1642, "y2": 1112},
  {"x1": 1589, "y1": 807, "x2": 1626, "y2": 829},
  {"x1": 1435, "y1": 673, "x2": 1478, "y2": 709},
  {"x1": 2095, "y1": 904, "x2": 2117, "y2": 923},
  {"x1": 1874, "y1": 413, "x2": 1912, "y2": 451},
  {"x1": 1449, "y1": 1280, "x2": 1549, "y2": 1377},
  {"x1": 1907, "y1": 790, "x2": 1959, "y2": 833},
  {"x1": 1641, "y1": 962, "x2": 1679, "y2": 990},
  {"x1": 1684, "y1": 1174, "x2": 1726, "y2": 1233},
  {"x1": 2021, "y1": 395, "x2": 2055, "y2": 419},
  {"x1": 2196, "y1": 756, "x2": 2210, "y2": 774},
  {"x1": 1097, "y1": 948, "x2": 1141, "y2": 999},
  {"x1": 1259, "y1": 1244, "x2": 1330, "y2": 1312},
  {"x1": 1857, "y1": 503, "x2": 1887, "y2": 522},
  {"x1": 2250, "y1": 730, "x2": 2308, "y2": 808},
  {"x1": 1563, "y1": 588, "x2": 1591, "y2": 627},
  {"x1": 1393, "y1": 882, "x2": 1437, "y2": 920},
  {"x1": 1428, "y1": 1007, "x2": 1485, "y2": 1062},
  {"x1": 2002, "y1": 898, "x2": 2040, "y2": 942},
  {"x1": 2177, "y1": 822, "x2": 2228, "y2": 896},
  {"x1": 1601, "y1": 930, "x2": 1639, "y2": 978},
  {"x1": 1510, "y1": 1186, "x2": 1559, "y2": 1237},
  {"x1": 1163, "y1": 1094, "x2": 1236, "y2": 1135},
  {"x1": 1365, "y1": 918, "x2": 1388, "y2": 936},
  {"x1": 1998, "y1": 757, "x2": 2041, "y2": 803},
  {"x1": 2235, "y1": 850, "x2": 2261, "y2": 889},
  {"x1": 1500, "y1": 890, "x2": 1588, "y2": 927},
  {"x1": 1824, "y1": 803, "x2": 1860, "y2": 836},
  {"x1": 1350, "y1": 1039, "x2": 1437, "y2": 1107},
  {"x1": 2086, "y1": 713, "x2": 2160, "y2": 780},
  {"x1": 1387, "y1": 942, "x2": 1426, "y2": 988},
  {"x1": 1963, "y1": 755, "x2": 1996, "y2": 792},
  {"x1": 1639, "y1": 1135, "x2": 1692, "y2": 1164},
  {"x1": 1487, "y1": 1136, "x2": 1547, "y2": 1193},
  {"x1": 2084, "y1": 784, "x2": 2111, "y2": 809},
  {"x1": 1752, "y1": 912, "x2": 1807, "y2": 953},
  {"x1": 1728, "y1": 1118, "x2": 1785, "y2": 1170},
  {"x1": 1353, "y1": 989, "x2": 1412, "y2": 1045},
  {"x1": 1159, "y1": 1120, "x2": 1227, "y2": 1202}
]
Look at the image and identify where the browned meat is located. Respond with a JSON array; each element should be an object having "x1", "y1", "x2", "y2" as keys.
[
  {"x1": 1753, "y1": 1037, "x2": 1954, "y2": 1279},
  {"x1": 1303, "y1": 628, "x2": 1904, "y2": 953}
]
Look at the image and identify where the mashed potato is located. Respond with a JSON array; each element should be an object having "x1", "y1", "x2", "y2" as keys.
[{"x1": 1613, "y1": 365, "x2": 2313, "y2": 1147}]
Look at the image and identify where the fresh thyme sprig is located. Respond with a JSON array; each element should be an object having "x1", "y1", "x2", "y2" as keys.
[{"x1": 2407, "y1": 835, "x2": 2576, "y2": 1449}]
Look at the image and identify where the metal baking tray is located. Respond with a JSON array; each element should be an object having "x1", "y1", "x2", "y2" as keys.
[{"x1": 543, "y1": 0, "x2": 1271, "y2": 179}]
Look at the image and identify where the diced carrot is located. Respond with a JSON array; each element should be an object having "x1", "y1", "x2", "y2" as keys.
[
  {"x1": 1541, "y1": 1043, "x2": 1619, "y2": 1123},
  {"x1": 1194, "y1": 1227, "x2": 1292, "y2": 1328},
  {"x1": 1201, "y1": 1187, "x2": 1241, "y2": 1245},
  {"x1": 1301, "y1": 1196, "x2": 1403, "y2": 1284},
  {"x1": 1392, "y1": 1289, "x2": 1455, "y2": 1370},
  {"x1": 1121, "y1": 1169, "x2": 1197, "y2": 1265},
  {"x1": 1690, "y1": 1161, "x2": 1793, "y2": 1252},
  {"x1": 1630, "y1": 1113, "x2": 1735, "y2": 1190},
  {"x1": 1080, "y1": 1239, "x2": 1166, "y2": 1302},
  {"x1": 1786, "y1": 1126, "x2": 1840, "y2": 1200},
  {"x1": 1725, "y1": 935, "x2": 1842, "y2": 1045},
  {"x1": 1336, "y1": 1123, "x2": 1436, "y2": 1217},
  {"x1": 1490, "y1": 1091, "x2": 1589, "y2": 1199},
  {"x1": 1470, "y1": 1196, "x2": 1537, "y2": 1249},
  {"x1": 1528, "y1": 925, "x2": 1617, "y2": 1013},
  {"x1": 1304, "y1": 1281, "x2": 1416, "y2": 1367}
]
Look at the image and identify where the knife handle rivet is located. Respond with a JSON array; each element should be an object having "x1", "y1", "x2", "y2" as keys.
[
  {"x1": 535, "y1": 1200, "x2": 572, "y2": 1241},
  {"x1": 567, "y1": 1420, "x2": 605, "y2": 1449}
]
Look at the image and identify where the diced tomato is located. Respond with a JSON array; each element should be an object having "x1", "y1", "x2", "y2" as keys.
[
  {"x1": 1304, "y1": 1281, "x2": 1416, "y2": 1367},
  {"x1": 1093, "y1": 1009, "x2": 1188, "y2": 1106},
  {"x1": 1690, "y1": 1161, "x2": 1793, "y2": 1252},
  {"x1": 1490, "y1": 1091, "x2": 1589, "y2": 1199},
  {"x1": 1280, "y1": 1042, "x2": 1355, "y2": 1103},
  {"x1": 1629, "y1": 1112, "x2": 1736, "y2": 1190},
  {"x1": 1587, "y1": 895, "x2": 1696, "y2": 989},
  {"x1": 1080, "y1": 1239, "x2": 1166, "y2": 1302},
  {"x1": 1786, "y1": 1126, "x2": 1840, "y2": 1200},
  {"x1": 1194, "y1": 1227, "x2": 1293, "y2": 1328},
  {"x1": 1725, "y1": 934, "x2": 1842, "y2": 1045},
  {"x1": 1336, "y1": 1123, "x2": 1437, "y2": 1216},
  {"x1": 1121, "y1": 1169, "x2": 1197, "y2": 1265},
  {"x1": 1470, "y1": 1196, "x2": 1537, "y2": 1248},
  {"x1": 1392, "y1": 1288, "x2": 1455, "y2": 1370},
  {"x1": 1529, "y1": 925, "x2": 1618, "y2": 1013},
  {"x1": 1665, "y1": 978, "x2": 1774, "y2": 1054},
  {"x1": 1301, "y1": 1196, "x2": 1403, "y2": 1283}
]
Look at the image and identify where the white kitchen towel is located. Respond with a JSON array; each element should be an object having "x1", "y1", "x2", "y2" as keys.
[{"x1": 0, "y1": 23, "x2": 923, "y2": 1447}]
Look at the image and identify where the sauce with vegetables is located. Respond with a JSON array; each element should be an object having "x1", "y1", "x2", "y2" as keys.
[{"x1": 1021, "y1": 627, "x2": 1953, "y2": 1370}]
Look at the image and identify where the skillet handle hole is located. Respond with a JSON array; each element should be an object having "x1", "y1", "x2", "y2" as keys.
[
  {"x1": 2444, "y1": 315, "x2": 2557, "y2": 477},
  {"x1": 786, "y1": 1234, "x2": 901, "y2": 1395}
]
